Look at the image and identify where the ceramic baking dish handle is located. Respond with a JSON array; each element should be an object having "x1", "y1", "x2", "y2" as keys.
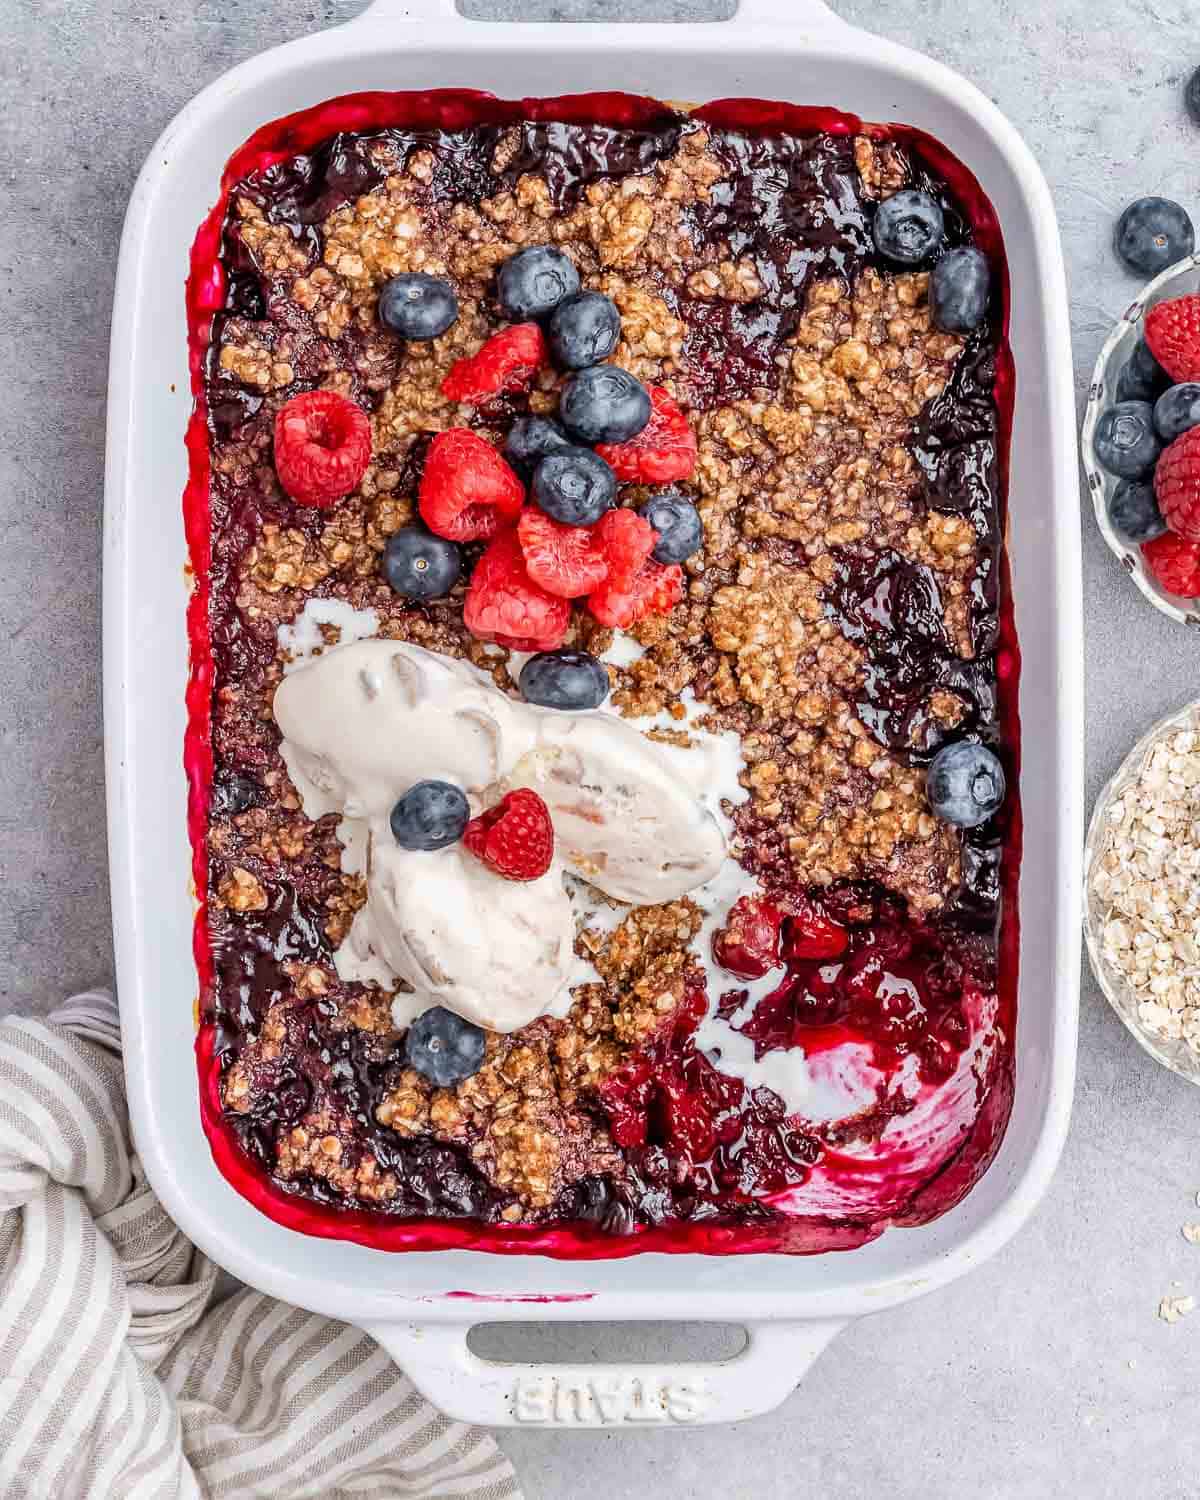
[
  {"x1": 365, "y1": 1317, "x2": 846, "y2": 1426},
  {"x1": 726, "y1": 0, "x2": 851, "y2": 26},
  {"x1": 357, "y1": 0, "x2": 463, "y2": 18},
  {"x1": 356, "y1": 0, "x2": 852, "y2": 30}
]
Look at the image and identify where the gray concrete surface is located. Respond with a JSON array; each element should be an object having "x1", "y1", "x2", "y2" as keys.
[{"x1": 2, "y1": 0, "x2": 1198, "y2": 1494}]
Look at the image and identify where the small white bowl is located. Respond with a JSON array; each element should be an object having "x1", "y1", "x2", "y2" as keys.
[
  {"x1": 1084, "y1": 699, "x2": 1200, "y2": 1086},
  {"x1": 1081, "y1": 255, "x2": 1200, "y2": 626}
]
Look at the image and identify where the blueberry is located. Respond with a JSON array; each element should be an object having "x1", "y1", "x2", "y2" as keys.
[
  {"x1": 1187, "y1": 65, "x2": 1200, "y2": 125},
  {"x1": 389, "y1": 780, "x2": 470, "y2": 852},
  {"x1": 230, "y1": 273, "x2": 267, "y2": 321},
  {"x1": 382, "y1": 527, "x2": 462, "y2": 601},
  {"x1": 1114, "y1": 197, "x2": 1195, "y2": 277},
  {"x1": 404, "y1": 1005, "x2": 487, "y2": 1086},
  {"x1": 378, "y1": 273, "x2": 459, "y2": 340},
  {"x1": 1154, "y1": 382, "x2": 1200, "y2": 441},
  {"x1": 532, "y1": 447, "x2": 617, "y2": 526},
  {"x1": 519, "y1": 649, "x2": 611, "y2": 711},
  {"x1": 1116, "y1": 338, "x2": 1170, "y2": 402},
  {"x1": 560, "y1": 365, "x2": 652, "y2": 444},
  {"x1": 926, "y1": 742, "x2": 1006, "y2": 829},
  {"x1": 639, "y1": 492, "x2": 703, "y2": 564},
  {"x1": 503, "y1": 414, "x2": 572, "y2": 477},
  {"x1": 1107, "y1": 478, "x2": 1167, "y2": 543},
  {"x1": 872, "y1": 189, "x2": 945, "y2": 266},
  {"x1": 1093, "y1": 400, "x2": 1162, "y2": 479},
  {"x1": 548, "y1": 291, "x2": 621, "y2": 370},
  {"x1": 930, "y1": 246, "x2": 991, "y2": 333},
  {"x1": 211, "y1": 771, "x2": 262, "y2": 817},
  {"x1": 497, "y1": 245, "x2": 581, "y2": 321}
]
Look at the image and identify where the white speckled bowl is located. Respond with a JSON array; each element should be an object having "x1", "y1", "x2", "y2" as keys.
[
  {"x1": 1082, "y1": 256, "x2": 1200, "y2": 626},
  {"x1": 1084, "y1": 700, "x2": 1200, "y2": 1085}
]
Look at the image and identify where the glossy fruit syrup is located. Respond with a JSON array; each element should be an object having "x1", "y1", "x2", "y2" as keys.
[{"x1": 185, "y1": 89, "x2": 1020, "y2": 1258}]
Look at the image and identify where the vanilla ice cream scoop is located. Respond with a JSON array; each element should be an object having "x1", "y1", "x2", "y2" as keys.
[
  {"x1": 508, "y1": 716, "x2": 728, "y2": 904},
  {"x1": 272, "y1": 638, "x2": 728, "y2": 1031},
  {"x1": 357, "y1": 834, "x2": 574, "y2": 1032},
  {"x1": 274, "y1": 641, "x2": 521, "y2": 822}
]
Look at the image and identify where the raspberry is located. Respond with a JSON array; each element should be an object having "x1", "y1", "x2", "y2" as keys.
[
  {"x1": 1142, "y1": 531, "x2": 1200, "y2": 596},
  {"x1": 598, "y1": 1057, "x2": 654, "y2": 1148},
  {"x1": 463, "y1": 528, "x2": 570, "y2": 650},
  {"x1": 516, "y1": 506, "x2": 608, "y2": 599},
  {"x1": 657, "y1": 1074, "x2": 716, "y2": 1162},
  {"x1": 1154, "y1": 426, "x2": 1200, "y2": 541},
  {"x1": 441, "y1": 323, "x2": 547, "y2": 405},
  {"x1": 273, "y1": 390, "x2": 372, "y2": 508},
  {"x1": 418, "y1": 429, "x2": 524, "y2": 542},
  {"x1": 711, "y1": 896, "x2": 786, "y2": 979},
  {"x1": 782, "y1": 895, "x2": 849, "y2": 961},
  {"x1": 595, "y1": 385, "x2": 697, "y2": 483},
  {"x1": 593, "y1": 507, "x2": 657, "y2": 590},
  {"x1": 463, "y1": 788, "x2": 554, "y2": 881},
  {"x1": 1145, "y1": 294, "x2": 1200, "y2": 383},
  {"x1": 587, "y1": 556, "x2": 683, "y2": 629}
]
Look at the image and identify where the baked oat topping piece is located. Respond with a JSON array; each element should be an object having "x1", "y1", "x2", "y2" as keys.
[
  {"x1": 216, "y1": 866, "x2": 268, "y2": 913},
  {"x1": 554, "y1": 986, "x2": 626, "y2": 1101},
  {"x1": 235, "y1": 195, "x2": 315, "y2": 278},
  {"x1": 589, "y1": 899, "x2": 705, "y2": 988},
  {"x1": 853, "y1": 136, "x2": 910, "y2": 199},
  {"x1": 277, "y1": 1107, "x2": 399, "y2": 1205},
  {"x1": 377, "y1": 1028, "x2": 623, "y2": 1209}
]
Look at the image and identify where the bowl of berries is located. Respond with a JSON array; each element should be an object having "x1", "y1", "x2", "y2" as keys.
[{"x1": 1084, "y1": 233, "x2": 1200, "y2": 623}]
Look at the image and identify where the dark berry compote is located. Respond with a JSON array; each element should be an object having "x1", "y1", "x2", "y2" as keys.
[{"x1": 185, "y1": 89, "x2": 1019, "y2": 1258}]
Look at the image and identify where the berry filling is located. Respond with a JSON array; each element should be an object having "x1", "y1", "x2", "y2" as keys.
[
  {"x1": 725, "y1": 891, "x2": 974, "y2": 1088},
  {"x1": 600, "y1": 973, "x2": 827, "y2": 1205},
  {"x1": 711, "y1": 896, "x2": 787, "y2": 979}
]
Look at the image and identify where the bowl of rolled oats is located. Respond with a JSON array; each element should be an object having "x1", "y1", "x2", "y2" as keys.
[{"x1": 1085, "y1": 701, "x2": 1200, "y2": 1083}]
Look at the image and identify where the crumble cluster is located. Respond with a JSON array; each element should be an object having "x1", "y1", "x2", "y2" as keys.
[
  {"x1": 205, "y1": 118, "x2": 995, "y2": 1216},
  {"x1": 372, "y1": 900, "x2": 703, "y2": 1209}
]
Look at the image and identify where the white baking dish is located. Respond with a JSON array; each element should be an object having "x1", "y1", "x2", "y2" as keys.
[{"x1": 105, "y1": 0, "x2": 1082, "y2": 1426}]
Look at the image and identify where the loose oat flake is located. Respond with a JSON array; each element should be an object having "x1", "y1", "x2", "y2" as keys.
[
  {"x1": 1158, "y1": 1293, "x2": 1196, "y2": 1324},
  {"x1": 1092, "y1": 728, "x2": 1200, "y2": 1054}
]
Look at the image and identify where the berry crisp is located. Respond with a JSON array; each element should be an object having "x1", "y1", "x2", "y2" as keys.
[{"x1": 187, "y1": 92, "x2": 1019, "y2": 1256}]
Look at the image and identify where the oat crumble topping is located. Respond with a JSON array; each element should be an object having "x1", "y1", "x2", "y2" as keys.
[{"x1": 196, "y1": 103, "x2": 1014, "y2": 1237}]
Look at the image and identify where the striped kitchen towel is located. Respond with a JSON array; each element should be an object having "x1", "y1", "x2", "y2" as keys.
[{"x1": 0, "y1": 990, "x2": 521, "y2": 1500}]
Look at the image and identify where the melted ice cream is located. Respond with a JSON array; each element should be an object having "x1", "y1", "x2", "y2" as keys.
[{"x1": 272, "y1": 639, "x2": 726, "y2": 1031}]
